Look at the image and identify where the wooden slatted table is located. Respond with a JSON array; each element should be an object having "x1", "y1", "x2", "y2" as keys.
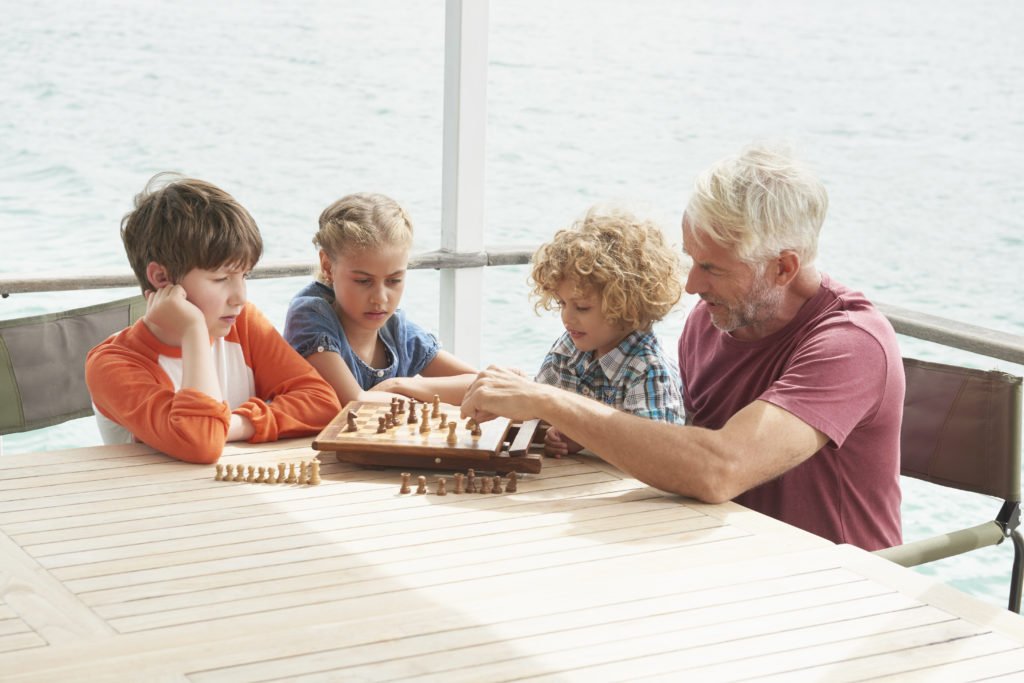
[{"x1": 1, "y1": 438, "x2": 1023, "y2": 681}]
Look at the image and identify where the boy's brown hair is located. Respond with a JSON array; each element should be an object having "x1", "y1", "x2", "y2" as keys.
[
  {"x1": 531, "y1": 207, "x2": 683, "y2": 332},
  {"x1": 121, "y1": 173, "x2": 263, "y2": 292}
]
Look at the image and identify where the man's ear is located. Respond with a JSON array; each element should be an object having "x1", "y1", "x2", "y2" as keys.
[
  {"x1": 146, "y1": 262, "x2": 171, "y2": 289},
  {"x1": 774, "y1": 250, "x2": 801, "y2": 286}
]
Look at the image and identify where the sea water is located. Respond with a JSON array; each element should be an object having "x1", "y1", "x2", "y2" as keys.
[{"x1": 2, "y1": 0, "x2": 1023, "y2": 608}]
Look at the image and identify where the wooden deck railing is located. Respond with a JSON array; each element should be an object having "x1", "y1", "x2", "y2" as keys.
[{"x1": 2, "y1": 246, "x2": 1022, "y2": 366}]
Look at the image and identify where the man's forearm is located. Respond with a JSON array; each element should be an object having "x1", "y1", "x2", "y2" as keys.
[{"x1": 537, "y1": 390, "x2": 732, "y2": 501}]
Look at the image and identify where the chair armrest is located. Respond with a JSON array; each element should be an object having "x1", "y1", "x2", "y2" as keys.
[{"x1": 874, "y1": 521, "x2": 1006, "y2": 567}]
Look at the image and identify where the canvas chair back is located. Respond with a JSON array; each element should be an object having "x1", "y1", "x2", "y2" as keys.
[
  {"x1": 876, "y1": 357, "x2": 1023, "y2": 613},
  {"x1": 0, "y1": 296, "x2": 145, "y2": 436}
]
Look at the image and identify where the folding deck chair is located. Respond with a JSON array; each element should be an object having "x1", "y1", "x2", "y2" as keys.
[
  {"x1": 0, "y1": 296, "x2": 145, "y2": 448},
  {"x1": 875, "y1": 357, "x2": 1023, "y2": 613}
]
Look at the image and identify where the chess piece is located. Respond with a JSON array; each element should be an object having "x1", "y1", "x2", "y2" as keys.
[
  {"x1": 233, "y1": 465, "x2": 244, "y2": 482},
  {"x1": 246, "y1": 465, "x2": 255, "y2": 482},
  {"x1": 466, "y1": 468, "x2": 476, "y2": 493},
  {"x1": 408, "y1": 402, "x2": 418, "y2": 424},
  {"x1": 471, "y1": 420, "x2": 482, "y2": 438},
  {"x1": 278, "y1": 463, "x2": 287, "y2": 482},
  {"x1": 506, "y1": 471, "x2": 518, "y2": 493},
  {"x1": 465, "y1": 417, "x2": 475, "y2": 431},
  {"x1": 431, "y1": 394, "x2": 441, "y2": 418},
  {"x1": 377, "y1": 416, "x2": 387, "y2": 434},
  {"x1": 399, "y1": 472, "x2": 411, "y2": 494},
  {"x1": 346, "y1": 412, "x2": 359, "y2": 432},
  {"x1": 258, "y1": 466, "x2": 268, "y2": 483},
  {"x1": 266, "y1": 467, "x2": 277, "y2": 484},
  {"x1": 481, "y1": 476, "x2": 493, "y2": 494},
  {"x1": 287, "y1": 462, "x2": 297, "y2": 484},
  {"x1": 454, "y1": 472, "x2": 465, "y2": 494},
  {"x1": 386, "y1": 412, "x2": 395, "y2": 429},
  {"x1": 299, "y1": 461, "x2": 308, "y2": 485},
  {"x1": 309, "y1": 460, "x2": 321, "y2": 485},
  {"x1": 436, "y1": 478, "x2": 447, "y2": 496},
  {"x1": 215, "y1": 464, "x2": 224, "y2": 481},
  {"x1": 492, "y1": 475, "x2": 503, "y2": 493},
  {"x1": 438, "y1": 413, "x2": 448, "y2": 430},
  {"x1": 419, "y1": 409, "x2": 431, "y2": 434},
  {"x1": 446, "y1": 421, "x2": 458, "y2": 445},
  {"x1": 397, "y1": 399, "x2": 405, "y2": 414},
  {"x1": 416, "y1": 475, "x2": 427, "y2": 494}
]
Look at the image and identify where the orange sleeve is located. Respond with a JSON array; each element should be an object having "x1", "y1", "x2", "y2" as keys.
[
  {"x1": 231, "y1": 305, "x2": 341, "y2": 442},
  {"x1": 85, "y1": 322, "x2": 231, "y2": 463}
]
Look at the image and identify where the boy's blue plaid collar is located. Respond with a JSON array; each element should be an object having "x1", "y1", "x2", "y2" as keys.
[{"x1": 552, "y1": 330, "x2": 651, "y2": 381}]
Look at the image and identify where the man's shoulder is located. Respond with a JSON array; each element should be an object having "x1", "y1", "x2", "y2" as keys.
[{"x1": 811, "y1": 275, "x2": 897, "y2": 347}]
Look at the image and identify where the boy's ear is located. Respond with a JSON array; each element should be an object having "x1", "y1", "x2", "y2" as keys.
[{"x1": 146, "y1": 262, "x2": 172, "y2": 289}]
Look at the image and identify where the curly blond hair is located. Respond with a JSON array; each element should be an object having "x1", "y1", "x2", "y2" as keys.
[
  {"x1": 313, "y1": 193, "x2": 414, "y2": 281},
  {"x1": 530, "y1": 208, "x2": 682, "y2": 331}
]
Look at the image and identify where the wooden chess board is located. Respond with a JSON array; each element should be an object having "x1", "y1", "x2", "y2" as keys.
[{"x1": 312, "y1": 399, "x2": 544, "y2": 474}]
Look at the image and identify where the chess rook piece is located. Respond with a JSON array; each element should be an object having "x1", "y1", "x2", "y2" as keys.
[
  {"x1": 246, "y1": 465, "x2": 255, "y2": 482},
  {"x1": 481, "y1": 476, "x2": 493, "y2": 494},
  {"x1": 398, "y1": 399, "x2": 405, "y2": 414},
  {"x1": 345, "y1": 412, "x2": 359, "y2": 432},
  {"x1": 438, "y1": 413, "x2": 448, "y2": 430},
  {"x1": 309, "y1": 460, "x2": 321, "y2": 486},
  {"x1": 416, "y1": 475, "x2": 427, "y2": 494},
  {"x1": 506, "y1": 471, "x2": 518, "y2": 493},
  {"x1": 233, "y1": 465, "x2": 244, "y2": 482},
  {"x1": 431, "y1": 395, "x2": 441, "y2": 418},
  {"x1": 436, "y1": 478, "x2": 447, "y2": 496},
  {"x1": 454, "y1": 472, "x2": 465, "y2": 494},
  {"x1": 377, "y1": 416, "x2": 387, "y2": 434},
  {"x1": 215, "y1": 464, "x2": 224, "y2": 481},
  {"x1": 446, "y1": 421, "x2": 458, "y2": 445},
  {"x1": 287, "y1": 462, "x2": 297, "y2": 484},
  {"x1": 278, "y1": 463, "x2": 287, "y2": 482},
  {"x1": 492, "y1": 475, "x2": 503, "y2": 494},
  {"x1": 399, "y1": 472, "x2": 411, "y2": 494}
]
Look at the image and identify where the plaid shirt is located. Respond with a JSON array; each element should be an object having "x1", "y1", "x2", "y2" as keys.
[{"x1": 535, "y1": 330, "x2": 684, "y2": 424}]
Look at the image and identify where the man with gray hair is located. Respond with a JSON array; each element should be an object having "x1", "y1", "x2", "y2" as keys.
[{"x1": 462, "y1": 145, "x2": 904, "y2": 551}]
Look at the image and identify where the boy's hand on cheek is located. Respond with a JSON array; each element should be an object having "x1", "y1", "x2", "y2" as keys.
[{"x1": 144, "y1": 285, "x2": 207, "y2": 346}]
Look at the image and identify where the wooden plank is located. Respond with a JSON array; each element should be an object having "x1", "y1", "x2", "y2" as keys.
[{"x1": 0, "y1": 532, "x2": 114, "y2": 646}]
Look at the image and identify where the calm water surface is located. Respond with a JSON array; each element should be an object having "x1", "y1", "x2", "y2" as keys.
[{"x1": 2, "y1": 0, "x2": 1023, "y2": 607}]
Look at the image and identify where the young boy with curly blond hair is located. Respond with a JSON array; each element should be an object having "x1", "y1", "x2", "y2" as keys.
[{"x1": 531, "y1": 207, "x2": 684, "y2": 456}]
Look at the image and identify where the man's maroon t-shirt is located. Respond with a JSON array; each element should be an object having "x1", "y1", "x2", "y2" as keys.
[{"x1": 679, "y1": 274, "x2": 903, "y2": 550}]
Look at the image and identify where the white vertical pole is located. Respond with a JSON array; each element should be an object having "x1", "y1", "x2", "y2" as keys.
[{"x1": 440, "y1": 0, "x2": 488, "y2": 368}]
